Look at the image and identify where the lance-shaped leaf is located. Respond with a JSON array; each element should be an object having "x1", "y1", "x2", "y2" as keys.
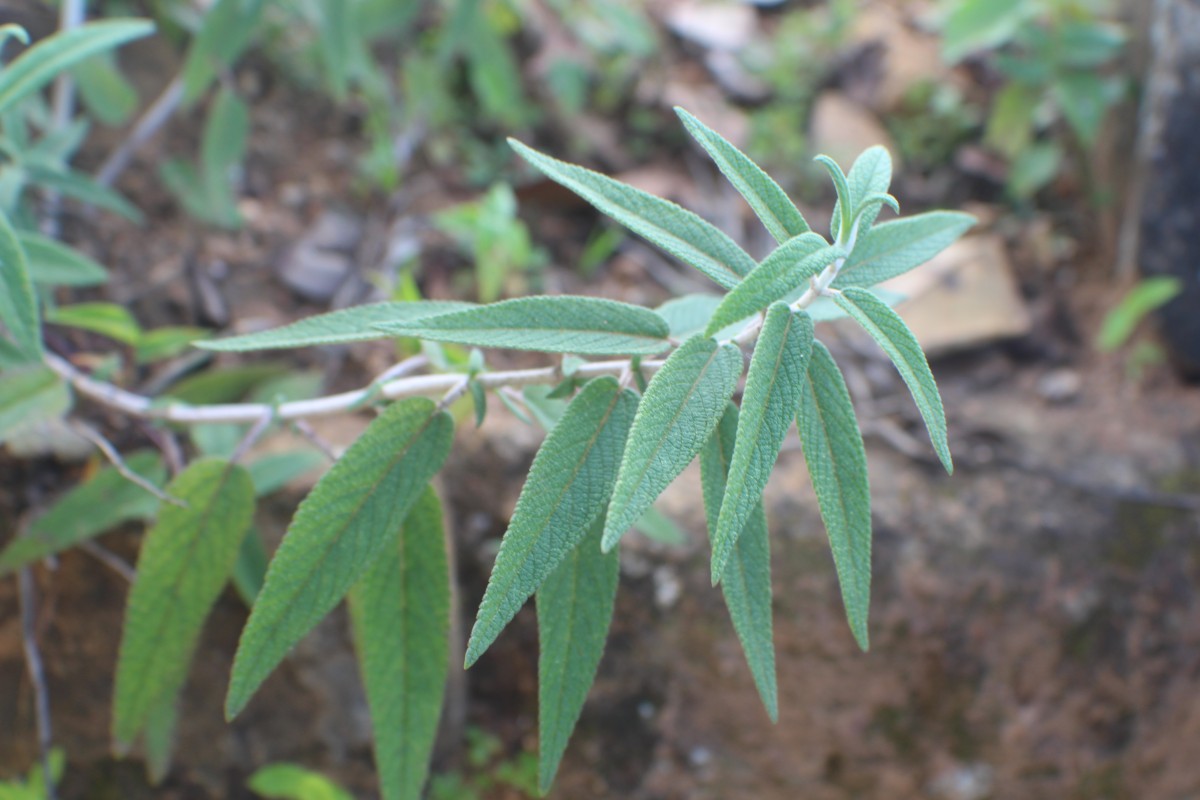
[
  {"x1": 711, "y1": 305, "x2": 812, "y2": 583},
  {"x1": 197, "y1": 301, "x2": 474, "y2": 351},
  {"x1": 815, "y1": 155, "x2": 854, "y2": 243},
  {"x1": 536, "y1": 519, "x2": 619, "y2": 793},
  {"x1": 143, "y1": 695, "x2": 178, "y2": 784},
  {"x1": 0, "y1": 19, "x2": 154, "y2": 115},
  {"x1": 510, "y1": 139, "x2": 756, "y2": 289},
  {"x1": 705, "y1": 234, "x2": 836, "y2": 337},
  {"x1": 674, "y1": 107, "x2": 809, "y2": 243},
  {"x1": 700, "y1": 404, "x2": 777, "y2": 721},
  {"x1": 0, "y1": 212, "x2": 41, "y2": 357},
  {"x1": 833, "y1": 212, "x2": 976, "y2": 290},
  {"x1": 602, "y1": 336, "x2": 743, "y2": 551},
  {"x1": 833, "y1": 288, "x2": 952, "y2": 473},
  {"x1": 0, "y1": 451, "x2": 165, "y2": 575},
  {"x1": 834, "y1": 146, "x2": 893, "y2": 236},
  {"x1": 466, "y1": 377, "x2": 636, "y2": 665},
  {"x1": 226, "y1": 397, "x2": 454, "y2": 719},
  {"x1": 375, "y1": 296, "x2": 671, "y2": 356},
  {"x1": 113, "y1": 458, "x2": 255, "y2": 746},
  {"x1": 797, "y1": 342, "x2": 871, "y2": 650},
  {"x1": 349, "y1": 487, "x2": 449, "y2": 800},
  {"x1": 18, "y1": 231, "x2": 108, "y2": 287}
]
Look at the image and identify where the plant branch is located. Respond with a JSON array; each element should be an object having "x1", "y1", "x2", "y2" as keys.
[
  {"x1": 68, "y1": 420, "x2": 183, "y2": 506},
  {"x1": 18, "y1": 567, "x2": 57, "y2": 800},
  {"x1": 96, "y1": 75, "x2": 184, "y2": 188},
  {"x1": 45, "y1": 351, "x2": 666, "y2": 426}
]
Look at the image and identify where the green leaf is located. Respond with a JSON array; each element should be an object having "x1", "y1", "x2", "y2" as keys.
[
  {"x1": 536, "y1": 518, "x2": 619, "y2": 793},
  {"x1": 17, "y1": 231, "x2": 108, "y2": 286},
  {"x1": 226, "y1": 397, "x2": 453, "y2": 719},
  {"x1": 73, "y1": 53, "x2": 139, "y2": 126},
  {"x1": 833, "y1": 212, "x2": 976, "y2": 290},
  {"x1": 246, "y1": 450, "x2": 327, "y2": 496},
  {"x1": 0, "y1": 451, "x2": 165, "y2": 576},
  {"x1": 26, "y1": 165, "x2": 144, "y2": 222},
  {"x1": 197, "y1": 301, "x2": 474, "y2": 351},
  {"x1": 835, "y1": 146, "x2": 893, "y2": 237},
  {"x1": 700, "y1": 403, "x2": 776, "y2": 720},
  {"x1": 1052, "y1": 72, "x2": 1111, "y2": 148},
  {"x1": 231, "y1": 527, "x2": 269, "y2": 606},
  {"x1": 510, "y1": 139, "x2": 756, "y2": 289},
  {"x1": 375, "y1": 296, "x2": 670, "y2": 356},
  {"x1": 940, "y1": 0, "x2": 1031, "y2": 63},
  {"x1": 181, "y1": 0, "x2": 265, "y2": 104},
  {"x1": 135, "y1": 326, "x2": 212, "y2": 364},
  {"x1": 834, "y1": 287, "x2": 952, "y2": 473},
  {"x1": 814, "y1": 155, "x2": 854, "y2": 243},
  {"x1": 201, "y1": 86, "x2": 249, "y2": 202},
  {"x1": 711, "y1": 305, "x2": 812, "y2": 583},
  {"x1": 466, "y1": 377, "x2": 636, "y2": 666},
  {"x1": 0, "y1": 212, "x2": 41, "y2": 357},
  {"x1": 113, "y1": 458, "x2": 255, "y2": 746},
  {"x1": 0, "y1": 365, "x2": 70, "y2": 443},
  {"x1": 0, "y1": 19, "x2": 154, "y2": 116},
  {"x1": 632, "y1": 505, "x2": 686, "y2": 546},
  {"x1": 348, "y1": 487, "x2": 449, "y2": 800},
  {"x1": 247, "y1": 764, "x2": 354, "y2": 800},
  {"x1": 602, "y1": 336, "x2": 743, "y2": 551},
  {"x1": 1096, "y1": 277, "x2": 1182, "y2": 352},
  {"x1": 705, "y1": 234, "x2": 836, "y2": 337},
  {"x1": 796, "y1": 342, "x2": 871, "y2": 651},
  {"x1": 143, "y1": 696, "x2": 179, "y2": 784},
  {"x1": 47, "y1": 302, "x2": 142, "y2": 345},
  {"x1": 674, "y1": 107, "x2": 809, "y2": 243}
]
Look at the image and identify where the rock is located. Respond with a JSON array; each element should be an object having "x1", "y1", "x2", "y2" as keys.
[
  {"x1": 276, "y1": 210, "x2": 363, "y2": 303},
  {"x1": 881, "y1": 234, "x2": 1031, "y2": 357},
  {"x1": 848, "y1": 6, "x2": 948, "y2": 112},
  {"x1": 1036, "y1": 368, "x2": 1083, "y2": 404},
  {"x1": 809, "y1": 92, "x2": 902, "y2": 170},
  {"x1": 665, "y1": 1, "x2": 757, "y2": 52}
]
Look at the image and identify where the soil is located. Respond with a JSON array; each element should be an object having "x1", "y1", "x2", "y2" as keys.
[{"x1": 3, "y1": 4, "x2": 1200, "y2": 800}]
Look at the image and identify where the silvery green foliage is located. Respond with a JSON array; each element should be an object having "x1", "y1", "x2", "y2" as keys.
[{"x1": 3, "y1": 98, "x2": 972, "y2": 798}]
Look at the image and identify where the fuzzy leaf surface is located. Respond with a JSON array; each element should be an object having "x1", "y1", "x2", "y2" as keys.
[
  {"x1": 466, "y1": 377, "x2": 635, "y2": 665},
  {"x1": 375, "y1": 296, "x2": 670, "y2": 355},
  {"x1": 18, "y1": 231, "x2": 108, "y2": 286},
  {"x1": 797, "y1": 342, "x2": 871, "y2": 650},
  {"x1": 705, "y1": 234, "x2": 835, "y2": 336},
  {"x1": 226, "y1": 398, "x2": 453, "y2": 719},
  {"x1": 510, "y1": 139, "x2": 756, "y2": 289},
  {"x1": 675, "y1": 107, "x2": 809, "y2": 243},
  {"x1": 833, "y1": 212, "x2": 975, "y2": 289},
  {"x1": 0, "y1": 213, "x2": 41, "y2": 357},
  {"x1": 0, "y1": 365, "x2": 69, "y2": 442},
  {"x1": 0, "y1": 451, "x2": 165, "y2": 575},
  {"x1": 655, "y1": 294, "x2": 746, "y2": 341},
  {"x1": 835, "y1": 146, "x2": 893, "y2": 236},
  {"x1": 536, "y1": 519, "x2": 619, "y2": 793},
  {"x1": 348, "y1": 487, "x2": 449, "y2": 800},
  {"x1": 602, "y1": 336, "x2": 742, "y2": 551},
  {"x1": 113, "y1": 458, "x2": 254, "y2": 745},
  {"x1": 0, "y1": 19, "x2": 153, "y2": 115},
  {"x1": 198, "y1": 301, "x2": 474, "y2": 351},
  {"x1": 712, "y1": 305, "x2": 812, "y2": 582},
  {"x1": 834, "y1": 288, "x2": 952, "y2": 472},
  {"x1": 700, "y1": 403, "x2": 777, "y2": 720}
]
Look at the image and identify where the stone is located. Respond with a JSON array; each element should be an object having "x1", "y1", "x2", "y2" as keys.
[
  {"x1": 276, "y1": 210, "x2": 364, "y2": 303},
  {"x1": 665, "y1": 1, "x2": 757, "y2": 53},
  {"x1": 809, "y1": 91, "x2": 902, "y2": 170},
  {"x1": 881, "y1": 234, "x2": 1031, "y2": 357}
]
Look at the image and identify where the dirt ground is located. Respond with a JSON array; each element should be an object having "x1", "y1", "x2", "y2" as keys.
[{"x1": 3, "y1": 3, "x2": 1200, "y2": 799}]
